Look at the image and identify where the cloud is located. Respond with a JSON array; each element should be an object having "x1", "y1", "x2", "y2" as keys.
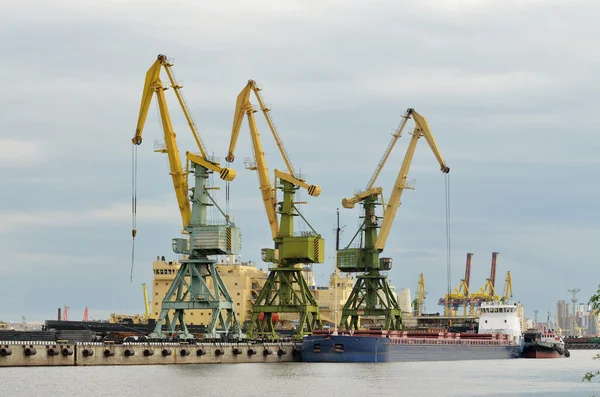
[
  {"x1": 0, "y1": 139, "x2": 40, "y2": 166},
  {"x1": 0, "y1": 0, "x2": 598, "y2": 323}
]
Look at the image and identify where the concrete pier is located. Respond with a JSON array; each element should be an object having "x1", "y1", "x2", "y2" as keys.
[{"x1": 0, "y1": 341, "x2": 301, "y2": 367}]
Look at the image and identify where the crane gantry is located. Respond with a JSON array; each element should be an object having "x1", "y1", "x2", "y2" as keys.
[
  {"x1": 132, "y1": 54, "x2": 242, "y2": 340},
  {"x1": 337, "y1": 108, "x2": 449, "y2": 331},
  {"x1": 226, "y1": 80, "x2": 324, "y2": 339}
]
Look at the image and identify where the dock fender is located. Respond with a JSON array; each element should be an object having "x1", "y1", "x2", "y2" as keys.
[
  {"x1": 103, "y1": 349, "x2": 115, "y2": 357},
  {"x1": 565, "y1": 350, "x2": 571, "y2": 358},
  {"x1": 214, "y1": 348, "x2": 223, "y2": 356},
  {"x1": 263, "y1": 348, "x2": 272, "y2": 356},
  {"x1": 247, "y1": 348, "x2": 256, "y2": 356},
  {"x1": 0, "y1": 347, "x2": 12, "y2": 356},
  {"x1": 180, "y1": 348, "x2": 190, "y2": 357},
  {"x1": 24, "y1": 347, "x2": 36, "y2": 356},
  {"x1": 161, "y1": 348, "x2": 172, "y2": 357},
  {"x1": 143, "y1": 349, "x2": 154, "y2": 357},
  {"x1": 277, "y1": 348, "x2": 286, "y2": 356},
  {"x1": 232, "y1": 348, "x2": 242, "y2": 355},
  {"x1": 292, "y1": 347, "x2": 301, "y2": 357},
  {"x1": 196, "y1": 348, "x2": 206, "y2": 356},
  {"x1": 124, "y1": 349, "x2": 135, "y2": 357},
  {"x1": 62, "y1": 348, "x2": 74, "y2": 357}
]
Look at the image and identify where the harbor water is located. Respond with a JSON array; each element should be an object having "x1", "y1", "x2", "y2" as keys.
[{"x1": 3, "y1": 350, "x2": 600, "y2": 396}]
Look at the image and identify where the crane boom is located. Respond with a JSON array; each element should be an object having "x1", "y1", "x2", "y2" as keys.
[
  {"x1": 228, "y1": 82, "x2": 279, "y2": 238},
  {"x1": 374, "y1": 109, "x2": 449, "y2": 250},
  {"x1": 227, "y1": 80, "x2": 320, "y2": 239},
  {"x1": 132, "y1": 54, "x2": 235, "y2": 229},
  {"x1": 226, "y1": 80, "x2": 295, "y2": 176},
  {"x1": 365, "y1": 109, "x2": 412, "y2": 190}
]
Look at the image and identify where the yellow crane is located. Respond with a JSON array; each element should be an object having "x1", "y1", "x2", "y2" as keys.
[
  {"x1": 412, "y1": 273, "x2": 426, "y2": 316},
  {"x1": 226, "y1": 80, "x2": 325, "y2": 339},
  {"x1": 337, "y1": 108, "x2": 449, "y2": 330},
  {"x1": 471, "y1": 252, "x2": 501, "y2": 307},
  {"x1": 501, "y1": 271, "x2": 513, "y2": 303},
  {"x1": 132, "y1": 54, "x2": 242, "y2": 339},
  {"x1": 440, "y1": 253, "x2": 474, "y2": 316}
]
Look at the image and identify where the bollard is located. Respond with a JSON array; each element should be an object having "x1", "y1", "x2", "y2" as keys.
[
  {"x1": 47, "y1": 348, "x2": 59, "y2": 357},
  {"x1": 103, "y1": 349, "x2": 115, "y2": 357},
  {"x1": 24, "y1": 347, "x2": 37, "y2": 356}
]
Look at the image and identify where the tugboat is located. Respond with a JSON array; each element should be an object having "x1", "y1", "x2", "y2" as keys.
[{"x1": 522, "y1": 330, "x2": 570, "y2": 358}]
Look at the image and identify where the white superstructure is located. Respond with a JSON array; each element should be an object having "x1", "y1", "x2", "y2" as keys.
[{"x1": 478, "y1": 302, "x2": 523, "y2": 344}]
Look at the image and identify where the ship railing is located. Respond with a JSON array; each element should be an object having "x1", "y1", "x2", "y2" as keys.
[{"x1": 389, "y1": 337, "x2": 514, "y2": 346}]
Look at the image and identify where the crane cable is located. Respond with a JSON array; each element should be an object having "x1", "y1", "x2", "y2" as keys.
[
  {"x1": 131, "y1": 144, "x2": 138, "y2": 282},
  {"x1": 444, "y1": 173, "x2": 452, "y2": 310}
]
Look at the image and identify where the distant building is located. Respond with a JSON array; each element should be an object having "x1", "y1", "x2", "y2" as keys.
[{"x1": 556, "y1": 300, "x2": 570, "y2": 331}]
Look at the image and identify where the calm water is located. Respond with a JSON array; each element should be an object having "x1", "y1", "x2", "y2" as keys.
[{"x1": 3, "y1": 350, "x2": 600, "y2": 397}]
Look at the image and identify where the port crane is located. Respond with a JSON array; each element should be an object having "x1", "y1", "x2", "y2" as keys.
[
  {"x1": 439, "y1": 253, "x2": 474, "y2": 316},
  {"x1": 337, "y1": 108, "x2": 449, "y2": 331},
  {"x1": 412, "y1": 273, "x2": 426, "y2": 316},
  {"x1": 132, "y1": 54, "x2": 242, "y2": 339},
  {"x1": 471, "y1": 252, "x2": 501, "y2": 307},
  {"x1": 226, "y1": 80, "x2": 324, "y2": 339},
  {"x1": 501, "y1": 271, "x2": 513, "y2": 303}
]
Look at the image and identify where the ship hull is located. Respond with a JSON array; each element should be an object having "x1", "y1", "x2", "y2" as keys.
[
  {"x1": 522, "y1": 342, "x2": 569, "y2": 359},
  {"x1": 301, "y1": 335, "x2": 523, "y2": 363}
]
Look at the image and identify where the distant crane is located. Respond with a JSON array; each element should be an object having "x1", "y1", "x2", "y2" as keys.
[
  {"x1": 568, "y1": 288, "x2": 581, "y2": 336},
  {"x1": 439, "y1": 253, "x2": 473, "y2": 316},
  {"x1": 501, "y1": 271, "x2": 513, "y2": 303},
  {"x1": 412, "y1": 274, "x2": 426, "y2": 316},
  {"x1": 533, "y1": 309, "x2": 539, "y2": 324},
  {"x1": 471, "y1": 252, "x2": 501, "y2": 307}
]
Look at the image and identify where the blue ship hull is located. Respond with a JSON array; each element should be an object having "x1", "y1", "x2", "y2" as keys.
[{"x1": 301, "y1": 335, "x2": 524, "y2": 363}]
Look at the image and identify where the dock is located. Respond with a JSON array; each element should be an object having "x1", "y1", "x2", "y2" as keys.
[{"x1": 0, "y1": 341, "x2": 301, "y2": 367}]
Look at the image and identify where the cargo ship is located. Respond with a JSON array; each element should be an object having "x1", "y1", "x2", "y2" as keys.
[
  {"x1": 301, "y1": 302, "x2": 524, "y2": 362},
  {"x1": 522, "y1": 331, "x2": 569, "y2": 358}
]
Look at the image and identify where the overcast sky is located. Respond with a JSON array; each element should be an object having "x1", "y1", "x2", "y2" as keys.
[{"x1": 0, "y1": 0, "x2": 598, "y2": 323}]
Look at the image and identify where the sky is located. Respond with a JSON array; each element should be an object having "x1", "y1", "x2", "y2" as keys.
[{"x1": 0, "y1": 0, "x2": 598, "y2": 323}]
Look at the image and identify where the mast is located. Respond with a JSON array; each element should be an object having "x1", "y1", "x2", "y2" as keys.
[{"x1": 334, "y1": 208, "x2": 341, "y2": 334}]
